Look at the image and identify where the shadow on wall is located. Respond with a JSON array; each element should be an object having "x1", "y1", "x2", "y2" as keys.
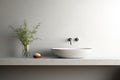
[{"x1": 110, "y1": 68, "x2": 120, "y2": 80}]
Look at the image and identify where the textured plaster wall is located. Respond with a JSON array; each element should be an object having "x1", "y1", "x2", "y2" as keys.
[{"x1": 0, "y1": 0, "x2": 120, "y2": 58}]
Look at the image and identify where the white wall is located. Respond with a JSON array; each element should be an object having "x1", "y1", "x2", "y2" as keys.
[{"x1": 0, "y1": 0, "x2": 120, "y2": 59}]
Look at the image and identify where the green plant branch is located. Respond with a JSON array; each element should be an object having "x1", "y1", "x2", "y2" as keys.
[{"x1": 11, "y1": 20, "x2": 40, "y2": 46}]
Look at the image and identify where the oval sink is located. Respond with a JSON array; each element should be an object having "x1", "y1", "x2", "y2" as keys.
[{"x1": 51, "y1": 48, "x2": 93, "y2": 58}]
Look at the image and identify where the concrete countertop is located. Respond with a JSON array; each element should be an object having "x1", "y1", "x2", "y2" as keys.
[{"x1": 0, "y1": 58, "x2": 120, "y2": 66}]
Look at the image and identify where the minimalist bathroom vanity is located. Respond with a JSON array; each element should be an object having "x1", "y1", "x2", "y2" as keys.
[{"x1": 0, "y1": 58, "x2": 120, "y2": 80}]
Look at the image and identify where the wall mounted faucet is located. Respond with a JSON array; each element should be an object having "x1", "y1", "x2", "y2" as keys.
[
  {"x1": 67, "y1": 38, "x2": 72, "y2": 45},
  {"x1": 67, "y1": 37, "x2": 79, "y2": 45}
]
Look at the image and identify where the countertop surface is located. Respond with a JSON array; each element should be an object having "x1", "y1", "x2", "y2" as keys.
[{"x1": 0, "y1": 57, "x2": 120, "y2": 66}]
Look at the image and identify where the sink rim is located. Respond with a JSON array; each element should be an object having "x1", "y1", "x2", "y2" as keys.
[{"x1": 52, "y1": 48, "x2": 93, "y2": 50}]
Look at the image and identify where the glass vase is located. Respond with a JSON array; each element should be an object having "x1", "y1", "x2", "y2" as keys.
[{"x1": 23, "y1": 45, "x2": 30, "y2": 57}]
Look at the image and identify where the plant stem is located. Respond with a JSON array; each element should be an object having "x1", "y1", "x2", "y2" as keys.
[{"x1": 23, "y1": 45, "x2": 30, "y2": 57}]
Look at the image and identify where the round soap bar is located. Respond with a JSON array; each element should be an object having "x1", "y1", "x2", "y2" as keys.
[{"x1": 33, "y1": 53, "x2": 42, "y2": 58}]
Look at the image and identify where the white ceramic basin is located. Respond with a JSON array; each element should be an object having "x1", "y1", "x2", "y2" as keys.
[{"x1": 52, "y1": 48, "x2": 93, "y2": 58}]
